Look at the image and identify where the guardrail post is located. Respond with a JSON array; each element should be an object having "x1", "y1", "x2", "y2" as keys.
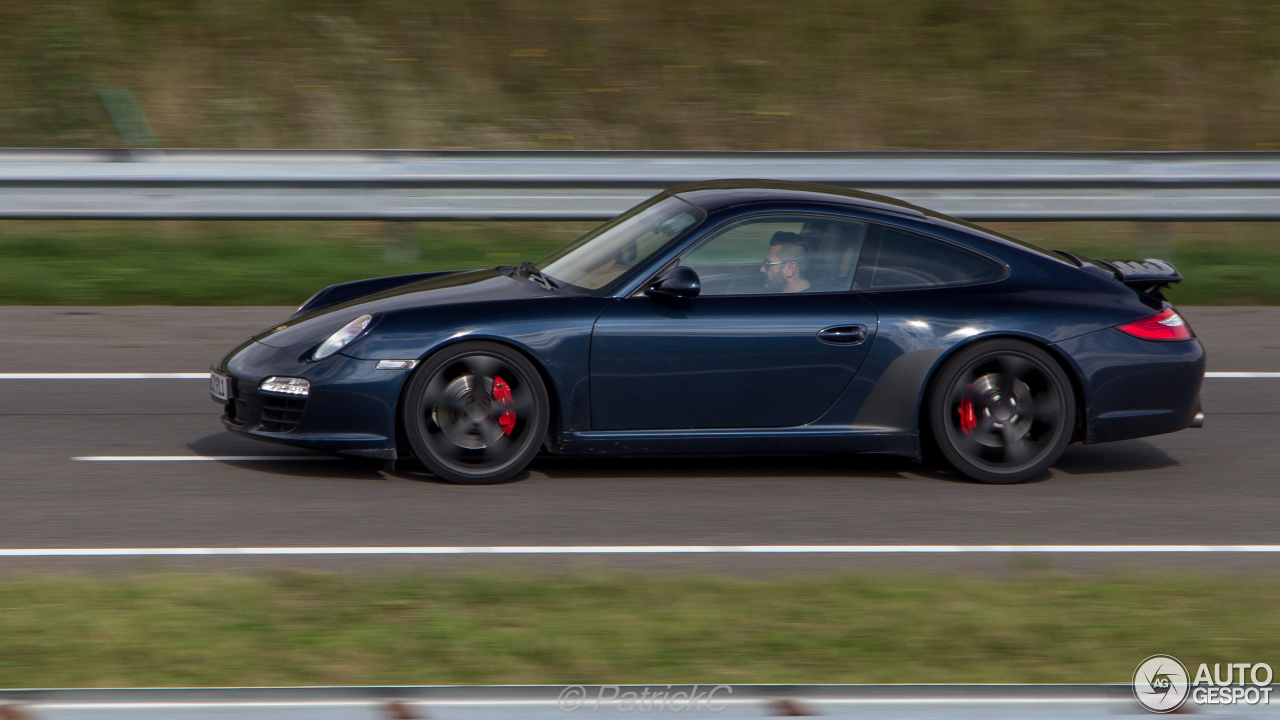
[
  {"x1": 0, "y1": 703, "x2": 33, "y2": 720},
  {"x1": 95, "y1": 87, "x2": 161, "y2": 149},
  {"x1": 1138, "y1": 221, "x2": 1173, "y2": 259},
  {"x1": 384, "y1": 221, "x2": 421, "y2": 262}
]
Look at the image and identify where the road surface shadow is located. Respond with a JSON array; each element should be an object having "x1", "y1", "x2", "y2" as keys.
[
  {"x1": 524, "y1": 439, "x2": 1176, "y2": 483},
  {"x1": 186, "y1": 431, "x2": 1176, "y2": 484},
  {"x1": 185, "y1": 433, "x2": 386, "y2": 481},
  {"x1": 1053, "y1": 439, "x2": 1178, "y2": 475},
  {"x1": 525, "y1": 453, "x2": 953, "y2": 482}
]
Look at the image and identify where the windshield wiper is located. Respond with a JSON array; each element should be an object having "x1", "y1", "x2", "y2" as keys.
[{"x1": 516, "y1": 260, "x2": 558, "y2": 290}]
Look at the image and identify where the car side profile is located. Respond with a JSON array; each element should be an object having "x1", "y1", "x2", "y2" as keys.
[{"x1": 211, "y1": 180, "x2": 1205, "y2": 484}]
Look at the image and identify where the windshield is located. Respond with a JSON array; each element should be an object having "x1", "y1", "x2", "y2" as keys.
[{"x1": 535, "y1": 195, "x2": 705, "y2": 292}]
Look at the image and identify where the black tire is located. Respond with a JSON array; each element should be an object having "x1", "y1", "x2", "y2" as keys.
[
  {"x1": 403, "y1": 341, "x2": 549, "y2": 484},
  {"x1": 927, "y1": 339, "x2": 1075, "y2": 484}
]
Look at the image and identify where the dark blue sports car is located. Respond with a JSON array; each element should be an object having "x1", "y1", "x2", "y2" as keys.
[{"x1": 212, "y1": 180, "x2": 1205, "y2": 484}]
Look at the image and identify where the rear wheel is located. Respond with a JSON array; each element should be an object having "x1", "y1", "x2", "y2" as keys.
[
  {"x1": 403, "y1": 341, "x2": 549, "y2": 484},
  {"x1": 928, "y1": 339, "x2": 1075, "y2": 484}
]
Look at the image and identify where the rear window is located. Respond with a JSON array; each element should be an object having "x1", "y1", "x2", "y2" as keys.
[{"x1": 856, "y1": 226, "x2": 1001, "y2": 290}]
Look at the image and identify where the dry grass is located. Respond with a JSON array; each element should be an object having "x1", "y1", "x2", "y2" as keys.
[{"x1": 4, "y1": 0, "x2": 1280, "y2": 150}]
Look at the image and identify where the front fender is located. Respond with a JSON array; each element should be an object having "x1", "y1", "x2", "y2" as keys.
[{"x1": 294, "y1": 271, "x2": 463, "y2": 317}]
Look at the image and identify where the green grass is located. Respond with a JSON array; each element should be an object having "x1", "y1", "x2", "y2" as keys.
[
  {"x1": 987, "y1": 222, "x2": 1280, "y2": 305},
  {"x1": 0, "y1": 571, "x2": 1277, "y2": 687},
  {"x1": 5, "y1": 0, "x2": 1280, "y2": 151},
  {"x1": 0, "y1": 220, "x2": 1276, "y2": 305},
  {"x1": 0, "y1": 220, "x2": 586, "y2": 305}
]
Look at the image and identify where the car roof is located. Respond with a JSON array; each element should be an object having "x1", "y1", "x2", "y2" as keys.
[
  {"x1": 667, "y1": 179, "x2": 930, "y2": 219},
  {"x1": 666, "y1": 180, "x2": 1073, "y2": 266}
]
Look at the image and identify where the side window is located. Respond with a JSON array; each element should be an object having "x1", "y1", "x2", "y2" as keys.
[
  {"x1": 678, "y1": 215, "x2": 868, "y2": 296},
  {"x1": 856, "y1": 226, "x2": 1000, "y2": 290}
]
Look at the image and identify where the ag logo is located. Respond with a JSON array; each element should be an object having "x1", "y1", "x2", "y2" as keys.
[{"x1": 1134, "y1": 654, "x2": 1191, "y2": 713}]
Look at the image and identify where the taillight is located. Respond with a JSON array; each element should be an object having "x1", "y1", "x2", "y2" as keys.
[{"x1": 1116, "y1": 307, "x2": 1193, "y2": 341}]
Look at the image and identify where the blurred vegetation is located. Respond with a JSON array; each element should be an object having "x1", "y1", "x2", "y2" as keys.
[
  {"x1": 0, "y1": 571, "x2": 1277, "y2": 686},
  {"x1": 0, "y1": 219, "x2": 1274, "y2": 305},
  {"x1": 988, "y1": 221, "x2": 1280, "y2": 306},
  {"x1": 4, "y1": 0, "x2": 1280, "y2": 150},
  {"x1": 4, "y1": 2, "x2": 1280, "y2": 303},
  {"x1": 0, "y1": 220, "x2": 583, "y2": 304}
]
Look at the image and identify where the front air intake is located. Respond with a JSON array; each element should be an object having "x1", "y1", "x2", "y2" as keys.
[{"x1": 260, "y1": 395, "x2": 306, "y2": 432}]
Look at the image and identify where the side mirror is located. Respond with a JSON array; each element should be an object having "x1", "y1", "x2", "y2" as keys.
[{"x1": 645, "y1": 266, "x2": 701, "y2": 300}]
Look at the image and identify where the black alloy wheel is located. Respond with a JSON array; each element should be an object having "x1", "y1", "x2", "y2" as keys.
[
  {"x1": 403, "y1": 341, "x2": 549, "y2": 484},
  {"x1": 928, "y1": 339, "x2": 1075, "y2": 484}
]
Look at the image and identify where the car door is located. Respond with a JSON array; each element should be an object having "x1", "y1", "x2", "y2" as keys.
[{"x1": 589, "y1": 214, "x2": 879, "y2": 431}]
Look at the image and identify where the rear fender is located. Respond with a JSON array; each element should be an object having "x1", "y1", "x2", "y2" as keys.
[{"x1": 847, "y1": 330, "x2": 1089, "y2": 451}]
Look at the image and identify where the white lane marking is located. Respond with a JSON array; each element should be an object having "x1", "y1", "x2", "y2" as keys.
[
  {"x1": 73, "y1": 456, "x2": 331, "y2": 462},
  {"x1": 0, "y1": 373, "x2": 208, "y2": 379},
  {"x1": 37, "y1": 702, "x2": 375, "y2": 710},
  {"x1": 0, "y1": 371, "x2": 1276, "y2": 379},
  {"x1": 1205, "y1": 371, "x2": 1280, "y2": 378},
  {"x1": 2, "y1": 371, "x2": 1279, "y2": 380},
  {"x1": 3, "y1": 545, "x2": 1280, "y2": 557},
  {"x1": 33, "y1": 698, "x2": 1121, "y2": 709}
]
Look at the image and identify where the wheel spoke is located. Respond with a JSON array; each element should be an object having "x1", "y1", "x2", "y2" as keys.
[
  {"x1": 439, "y1": 392, "x2": 470, "y2": 416},
  {"x1": 1001, "y1": 422, "x2": 1034, "y2": 465},
  {"x1": 440, "y1": 418, "x2": 475, "y2": 445},
  {"x1": 996, "y1": 356, "x2": 1034, "y2": 394},
  {"x1": 951, "y1": 376, "x2": 981, "y2": 403},
  {"x1": 951, "y1": 428, "x2": 985, "y2": 456},
  {"x1": 429, "y1": 435, "x2": 472, "y2": 461},
  {"x1": 504, "y1": 387, "x2": 535, "y2": 416},
  {"x1": 478, "y1": 422, "x2": 511, "y2": 449},
  {"x1": 420, "y1": 373, "x2": 448, "y2": 405},
  {"x1": 973, "y1": 414, "x2": 997, "y2": 438},
  {"x1": 460, "y1": 355, "x2": 502, "y2": 383},
  {"x1": 1031, "y1": 391, "x2": 1061, "y2": 424}
]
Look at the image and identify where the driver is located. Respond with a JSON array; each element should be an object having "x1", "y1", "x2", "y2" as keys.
[{"x1": 761, "y1": 231, "x2": 811, "y2": 293}]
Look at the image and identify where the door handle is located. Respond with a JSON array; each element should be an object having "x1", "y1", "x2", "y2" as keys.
[{"x1": 817, "y1": 325, "x2": 867, "y2": 345}]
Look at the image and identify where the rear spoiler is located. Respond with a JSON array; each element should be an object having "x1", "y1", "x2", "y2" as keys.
[
  {"x1": 1096, "y1": 258, "x2": 1182, "y2": 285},
  {"x1": 1094, "y1": 258, "x2": 1182, "y2": 298}
]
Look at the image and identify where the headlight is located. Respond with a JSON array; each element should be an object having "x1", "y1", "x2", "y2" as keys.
[
  {"x1": 260, "y1": 377, "x2": 310, "y2": 396},
  {"x1": 312, "y1": 314, "x2": 372, "y2": 361}
]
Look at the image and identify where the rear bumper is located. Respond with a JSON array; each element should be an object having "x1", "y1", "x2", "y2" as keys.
[{"x1": 1053, "y1": 328, "x2": 1205, "y2": 444}]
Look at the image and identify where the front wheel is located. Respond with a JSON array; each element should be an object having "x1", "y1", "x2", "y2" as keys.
[
  {"x1": 927, "y1": 340, "x2": 1075, "y2": 484},
  {"x1": 403, "y1": 341, "x2": 549, "y2": 484}
]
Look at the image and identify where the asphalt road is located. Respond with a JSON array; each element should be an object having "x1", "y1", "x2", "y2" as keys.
[{"x1": 1, "y1": 305, "x2": 1277, "y2": 573}]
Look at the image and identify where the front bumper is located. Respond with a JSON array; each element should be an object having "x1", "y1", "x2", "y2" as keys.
[{"x1": 214, "y1": 341, "x2": 412, "y2": 459}]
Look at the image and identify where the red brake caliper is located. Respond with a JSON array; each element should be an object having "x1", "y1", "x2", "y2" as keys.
[
  {"x1": 958, "y1": 394, "x2": 977, "y2": 436},
  {"x1": 493, "y1": 376, "x2": 517, "y2": 435}
]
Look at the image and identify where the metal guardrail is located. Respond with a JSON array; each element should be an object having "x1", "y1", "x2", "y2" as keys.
[
  {"x1": 0, "y1": 684, "x2": 1175, "y2": 720},
  {"x1": 4, "y1": 149, "x2": 1280, "y2": 221}
]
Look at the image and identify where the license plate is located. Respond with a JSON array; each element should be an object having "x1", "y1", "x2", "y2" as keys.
[{"x1": 210, "y1": 372, "x2": 230, "y2": 402}]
